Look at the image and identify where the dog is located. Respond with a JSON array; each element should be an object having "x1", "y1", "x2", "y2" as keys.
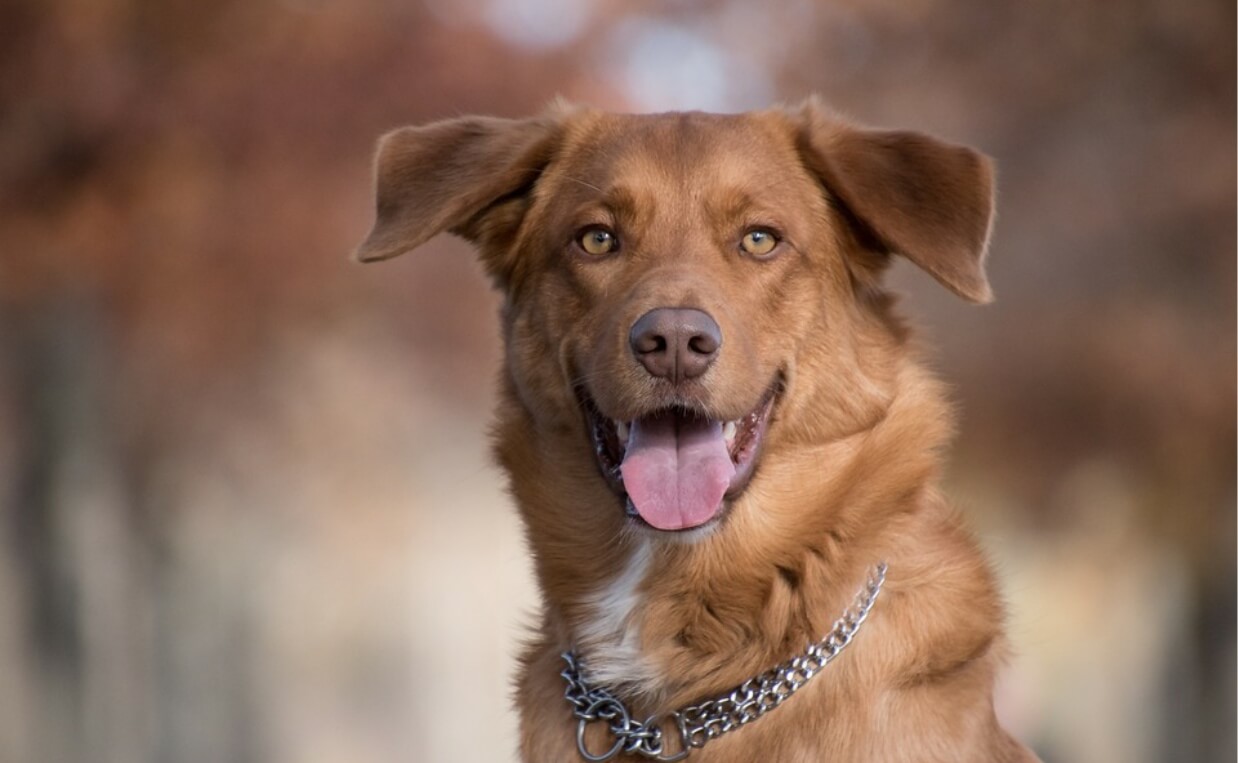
[{"x1": 354, "y1": 98, "x2": 1039, "y2": 762}]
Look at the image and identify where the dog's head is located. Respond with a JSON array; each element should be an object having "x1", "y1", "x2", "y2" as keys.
[{"x1": 356, "y1": 100, "x2": 993, "y2": 538}]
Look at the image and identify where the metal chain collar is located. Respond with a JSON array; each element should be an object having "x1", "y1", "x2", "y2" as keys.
[{"x1": 561, "y1": 562, "x2": 888, "y2": 761}]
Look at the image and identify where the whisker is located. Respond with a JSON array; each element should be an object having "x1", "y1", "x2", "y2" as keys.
[{"x1": 559, "y1": 175, "x2": 605, "y2": 194}]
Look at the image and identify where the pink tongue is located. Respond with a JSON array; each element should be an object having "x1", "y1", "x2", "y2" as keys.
[{"x1": 620, "y1": 412, "x2": 736, "y2": 530}]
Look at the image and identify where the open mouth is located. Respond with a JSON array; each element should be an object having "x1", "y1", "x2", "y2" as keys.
[{"x1": 580, "y1": 384, "x2": 779, "y2": 532}]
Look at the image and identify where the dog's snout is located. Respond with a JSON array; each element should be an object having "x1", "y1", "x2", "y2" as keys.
[{"x1": 629, "y1": 308, "x2": 721, "y2": 383}]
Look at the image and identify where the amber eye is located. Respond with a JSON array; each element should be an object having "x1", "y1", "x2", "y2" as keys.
[
  {"x1": 578, "y1": 227, "x2": 618, "y2": 256},
  {"x1": 740, "y1": 229, "x2": 779, "y2": 257}
]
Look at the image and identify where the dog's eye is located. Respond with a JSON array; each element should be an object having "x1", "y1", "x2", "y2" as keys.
[
  {"x1": 577, "y1": 227, "x2": 618, "y2": 256},
  {"x1": 740, "y1": 229, "x2": 779, "y2": 257}
]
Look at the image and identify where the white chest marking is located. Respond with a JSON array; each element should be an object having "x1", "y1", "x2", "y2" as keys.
[{"x1": 575, "y1": 539, "x2": 659, "y2": 696}]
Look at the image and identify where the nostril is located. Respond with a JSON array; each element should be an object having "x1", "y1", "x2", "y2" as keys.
[
  {"x1": 688, "y1": 332, "x2": 719, "y2": 357},
  {"x1": 633, "y1": 333, "x2": 667, "y2": 355},
  {"x1": 630, "y1": 310, "x2": 672, "y2": 358}
]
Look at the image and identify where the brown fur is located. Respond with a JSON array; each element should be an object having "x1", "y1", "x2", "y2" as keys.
[{"x1": 356, "y1": 99, "x2": 1039, "y2": 762}]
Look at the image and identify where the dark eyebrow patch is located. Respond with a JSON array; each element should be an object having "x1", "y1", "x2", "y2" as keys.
[
  {"x1": 572, "y1": 185, "x2": 648, "y2": 232},
  {"x1": 603, "y1": 186, "x2": 640, "y2": 224},
  {"x1": 555, "y1": 178, "x2": 646, "y2": 229},
  {"x1": 717, "y1": 187, "x2": 756, "y2": 222},
  {"x1": 708, "y1": 186, "x2": 782, "y2": 228}
]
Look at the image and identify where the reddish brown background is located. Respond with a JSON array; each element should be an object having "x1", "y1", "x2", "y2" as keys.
[{"x1": 1, "y1": 1, "x2": 1233, "y2": 761}]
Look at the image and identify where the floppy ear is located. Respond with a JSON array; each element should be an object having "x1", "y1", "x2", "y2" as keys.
[
  {"x1": 353, "y1": 114, "x2": 562, "y2": 264},
  {"x1": 797, "y1": 102, "x2": 996, "y2": 303}
]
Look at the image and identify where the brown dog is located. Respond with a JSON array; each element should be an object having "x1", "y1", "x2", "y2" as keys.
[{"x1": 355, "y1": 99, "x2": 1039, "y2": 762}]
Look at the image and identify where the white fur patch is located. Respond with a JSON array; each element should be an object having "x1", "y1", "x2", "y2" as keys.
[{"x1": 575, "y1": 539, "x2": 660, "y2": 696}]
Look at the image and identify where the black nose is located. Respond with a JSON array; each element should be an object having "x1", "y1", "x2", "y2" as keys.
[{"x1": 629, "y1": 308, "x2": 722, "y2": 384}]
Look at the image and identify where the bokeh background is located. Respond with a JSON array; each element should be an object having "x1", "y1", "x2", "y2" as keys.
[{"x1": 1, "y1": 1, "x2": 1233, "y2": 761}]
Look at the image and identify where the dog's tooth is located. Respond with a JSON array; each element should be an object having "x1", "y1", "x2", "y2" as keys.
[
  {"x1": 723, "y1": 420, "x2": 737, "y2": 442},
  {"x1": 616, "y1": 421, "x2": 630, "y2": 446}
]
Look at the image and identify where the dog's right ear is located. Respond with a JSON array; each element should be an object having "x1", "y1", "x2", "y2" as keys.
[{"x1": 353, "y1": 114, "x2": 563, "y2": 265}]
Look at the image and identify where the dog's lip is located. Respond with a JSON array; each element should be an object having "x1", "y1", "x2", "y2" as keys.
[{"x1": 577, "y1": 380, "x2": 781, "y2": 527}]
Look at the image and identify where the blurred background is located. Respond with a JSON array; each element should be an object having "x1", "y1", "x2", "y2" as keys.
[{"x1": 0, "y1": 0, "x2": 1233, "y2": 761}]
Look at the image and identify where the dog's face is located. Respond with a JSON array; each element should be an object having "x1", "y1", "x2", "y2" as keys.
[
  {"x1": 356, "y1": 101, "x2": 993, "y2": 539},
  {"x1": 510, "y1": 112, "x2": 848, "y2": 533}
]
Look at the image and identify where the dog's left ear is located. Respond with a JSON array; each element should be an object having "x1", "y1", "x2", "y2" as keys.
[
  {"x1": 353, "y1": 113, "x2": 563, "y2": 265},
  {"x1": 795, "y1": 102, "x2": 996, "y2": 303}
]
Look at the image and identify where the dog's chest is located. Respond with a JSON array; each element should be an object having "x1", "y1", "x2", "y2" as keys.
[{"x1": 573, "y1": 540, "x2": 662, "y2": 697}]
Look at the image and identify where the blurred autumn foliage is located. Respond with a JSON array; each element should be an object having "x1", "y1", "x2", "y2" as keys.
[{"x1": 0, "y1": 1, "x2": 1233, "y2": 762}]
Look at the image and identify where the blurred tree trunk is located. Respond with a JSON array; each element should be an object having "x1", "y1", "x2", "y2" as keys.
[{"x1": 4, "y1": 298, "x2": 156, "y2": 763}]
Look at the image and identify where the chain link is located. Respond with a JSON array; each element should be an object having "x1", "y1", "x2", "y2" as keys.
[{"x1": 561, "y1": 562, "x2": 887, "y2": 760}]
